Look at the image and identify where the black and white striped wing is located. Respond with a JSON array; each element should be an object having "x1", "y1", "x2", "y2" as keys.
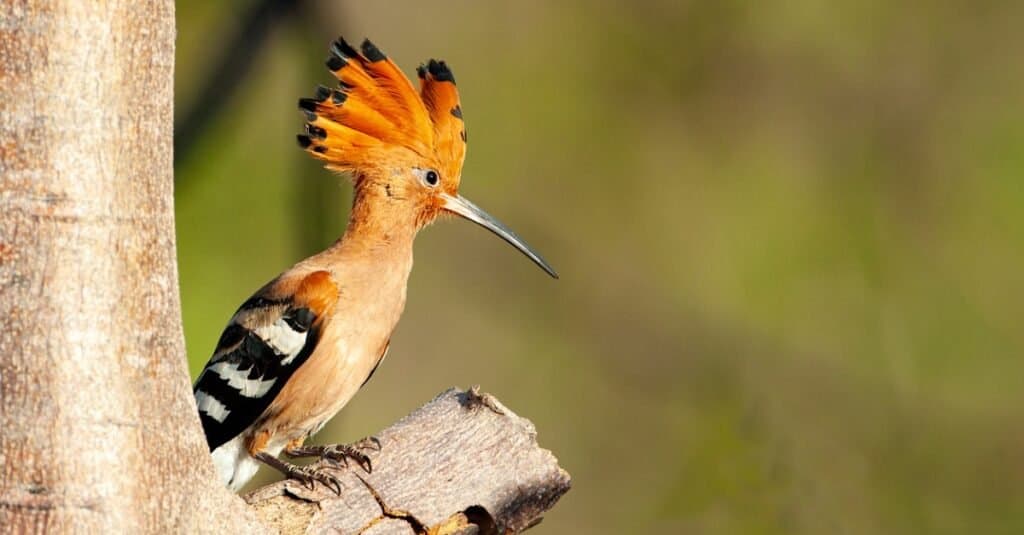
[{"x1": 194, "y1": 301, "x2": 319, "y2": 451}]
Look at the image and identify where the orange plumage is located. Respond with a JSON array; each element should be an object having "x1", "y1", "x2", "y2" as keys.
[
  {"x1": 292, "y1": 271, "x2": 339, "y2": 322},
  {"x1": 298, "y1": 37, "x2": 465, "y2": 184},
  {"x1": 418, "y1": 59, "x2": 466, "y2": 191}
]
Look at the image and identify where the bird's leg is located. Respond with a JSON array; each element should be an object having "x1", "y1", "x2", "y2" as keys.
[
  {"x1": 285, "y1": 436, "x2": 381, "y2": 473},
  {"x1": 254, "y1": 452, "x2": 342, "y2": 495}
]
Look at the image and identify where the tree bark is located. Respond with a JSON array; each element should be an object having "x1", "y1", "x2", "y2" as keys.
[{"x1": 0, "y1": 2, "x2": 261, "y2": 532}]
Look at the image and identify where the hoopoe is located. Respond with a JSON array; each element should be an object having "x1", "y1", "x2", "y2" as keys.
[{"x1": 192, "y1": 36, "x2": 557, "y2": 492}]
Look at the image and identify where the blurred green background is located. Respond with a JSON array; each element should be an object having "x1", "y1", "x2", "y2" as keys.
[{"x1": 176, "y1": 1, "x2": 1024, "y2": 533}]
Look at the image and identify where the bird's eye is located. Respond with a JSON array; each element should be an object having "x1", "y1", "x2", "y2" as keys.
[{"x1": 424, "y1": 169, "x2": 440, "y2": 187}]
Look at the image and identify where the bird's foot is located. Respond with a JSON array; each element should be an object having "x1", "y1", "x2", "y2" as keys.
[
  {"x1": 286, "y1": 437, "x2": 381, "y2": 473},
  {"x1": 255, "y1": 452, "x2": 342, "y2": 494}
]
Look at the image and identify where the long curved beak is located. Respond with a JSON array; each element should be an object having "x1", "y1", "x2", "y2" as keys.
[{"x1": 440, "y1": 193, "x2": 559, "y2": 279}]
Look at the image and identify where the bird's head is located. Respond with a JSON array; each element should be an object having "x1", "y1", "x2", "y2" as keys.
[{"x1": 297, "y1": 37, "x2": 557, "y2": 278}]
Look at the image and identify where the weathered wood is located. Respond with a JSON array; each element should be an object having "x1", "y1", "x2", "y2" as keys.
[{"x1": 245, "y1": 388, "x2": 571, "y2": 534}]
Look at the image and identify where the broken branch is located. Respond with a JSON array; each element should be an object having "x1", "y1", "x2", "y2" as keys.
[{"x1": 244, "y1": 388, "x2": 571, "y2": 534}]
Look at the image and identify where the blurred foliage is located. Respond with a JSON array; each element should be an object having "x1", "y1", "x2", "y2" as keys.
[{"x1": 176, "y1": 1, "x2": 1024, "y2": 533}]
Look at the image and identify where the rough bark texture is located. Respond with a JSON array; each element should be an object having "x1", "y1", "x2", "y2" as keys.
[
  {"x1": 0, "y1": 1, "x2": 262, "y2": 532},
  {"x1": 245, "y1": 388, "x2": 571, "y2": 534}
]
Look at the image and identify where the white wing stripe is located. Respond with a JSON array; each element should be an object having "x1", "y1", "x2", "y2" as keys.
[
  {"x1": 255, "y1": 318, "x2": 308, "y2": 365},
  {"x1": 196, "y1": 390, "x2": 231, "y2": 422},
  {"x1": 208, "y1": 361, "x2": 277, "y2": 398}
]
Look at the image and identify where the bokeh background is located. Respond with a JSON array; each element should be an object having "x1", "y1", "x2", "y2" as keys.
[{"x1": 175, "y1": 1, "x2": 1024, "y2": 533}]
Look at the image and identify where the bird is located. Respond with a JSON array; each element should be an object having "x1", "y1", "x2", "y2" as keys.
[{"x1": 191, "y1": 36, "x2": 558, "y2": 493}]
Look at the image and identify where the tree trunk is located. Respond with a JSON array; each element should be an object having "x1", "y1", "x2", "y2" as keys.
[{"x1": 0, "y1": 2, "x2": 261, "y2": 532}]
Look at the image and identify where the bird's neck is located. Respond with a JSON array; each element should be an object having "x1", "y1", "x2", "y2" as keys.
[{"x1": 325, "y1": 183, "x2": 419, "y2": 269}]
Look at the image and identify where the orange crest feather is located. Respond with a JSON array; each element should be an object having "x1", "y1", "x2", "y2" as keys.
[
  {"x1": 297, "y1": 37, "x2": 467, "y2": 189},
  {"x1": 417, "y1": 59, "x2": 467, "y2": 187}
]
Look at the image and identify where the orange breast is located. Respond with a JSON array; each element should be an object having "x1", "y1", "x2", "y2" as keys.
[{"x1": 249, "y1": 249, "x2": 412, "y2": 452}]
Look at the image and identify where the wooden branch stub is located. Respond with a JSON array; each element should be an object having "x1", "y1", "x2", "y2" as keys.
[{"x1": 244, "y1": 387, "x2": 571, "y2": 534}]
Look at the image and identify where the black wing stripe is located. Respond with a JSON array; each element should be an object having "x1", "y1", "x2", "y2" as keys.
[
  {"x1": 214, "y1": 323, "x2": 247, "y2": 352},
  {"x1": 283, "y1": 308, "x2": 314, "y2": 332},
  {"x1": 194, "y1": 308, "x2": 320, "y2": 451},
  {"x1": 199, "y1": 336, "x2": 280, "y2": 402},
  {"x1": 237, "y1": 295, "x2": 288, "y2": 313}
]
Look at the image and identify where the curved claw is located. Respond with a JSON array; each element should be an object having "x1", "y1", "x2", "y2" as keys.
[
  {"x1": 363, "y1": 436, "x2": 382, "y2": 452},
  {"x1": 292, "y1": 465, "x2": 342, "y2": 494},
  {"x1": 256, "y1": 451, "x2": 343, "y2": 495},
  {"x1": 308, "y1": 467, "x2": 343, "y2": 495},
  {"x1": 320, "y1": 443, "x2": 374, "y2": 473},
  {"x1": 288, "y1": 468, "x2": 313, "y2": 490},
  {"x1": 283, "y1": 437, "x2": 382, "y2": 475}
]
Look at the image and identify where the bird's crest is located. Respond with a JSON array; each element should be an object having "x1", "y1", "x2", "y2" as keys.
[{"x1": 297, "y1": 37, "x2": 467, "y2": 189}]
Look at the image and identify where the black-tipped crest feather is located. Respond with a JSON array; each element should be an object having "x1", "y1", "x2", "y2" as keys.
[
  {"x1": 426, "y1": 59, "x2": 455, "y2": 83},
  {"x1": 360, "y1": 39, "x2": 386, "y2": 62}
]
